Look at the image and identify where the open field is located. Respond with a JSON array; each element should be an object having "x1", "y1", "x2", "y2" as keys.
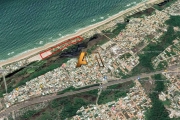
[
  {"x1": 18, "y1": 89, "x2": 98, "y2": 120},
  {"x1": 98, "y1": 81, "x2": 135, "y2": 104}
]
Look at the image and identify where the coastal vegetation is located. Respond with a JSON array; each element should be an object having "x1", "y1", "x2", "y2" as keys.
[
  {"x1": 102, "y1": 23, "x2": 126, "y2": 38},
  {"x1": 0, "y1": 57, "x2": 70, "y2": 97},
  {"x1": 15, "y1": 58, "x2": 70, "y2": 87},
  {"x1": 86, "y1": 36, "x2": 109, "y2": 54},
  {"x1": 85, "y1": 33, "x2": 113, "y2": 54},
  {"x1": 110, "y1": 23, "x2": 127, "y2": 37},
  {"x1": 59, "y1": 41, "x2": 87, "y2": 57},
  {"x1": 154, "y1": 0, "x2": 178, "y2": 11},
  {"x1": 127, "y1": 8, "x2": 155, "y2": 19}
]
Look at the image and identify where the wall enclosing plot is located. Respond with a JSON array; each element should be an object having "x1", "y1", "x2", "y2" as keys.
[{"x1": 39, "y1": 36, "x2": 84, "y2": 59}]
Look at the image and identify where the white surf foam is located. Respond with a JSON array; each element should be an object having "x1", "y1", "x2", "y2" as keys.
[
  {"x1": 126, "y1": 2, "x2": 137, "y2": 7},
  {"x1": 7, "y1": 51, "x2": 15, "y2": 56},
  {"x1": 39, "y1": 41, "x2": 43, "y2": 44},
  {"x1": 100, "y1": 17, "x2": 104, "y2": 19},
  {"x1": 91, "y1": 19, "x2": 96, "y2": 22}
]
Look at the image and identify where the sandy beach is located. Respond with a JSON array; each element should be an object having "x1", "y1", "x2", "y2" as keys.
[{"x1": 0, "y1": 0, "x2": 160, "y2": 67}]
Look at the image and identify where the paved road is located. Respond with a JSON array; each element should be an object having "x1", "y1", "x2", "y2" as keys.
[{"x1": 0, "y1": 65, "x2": 178, "y2": 117}]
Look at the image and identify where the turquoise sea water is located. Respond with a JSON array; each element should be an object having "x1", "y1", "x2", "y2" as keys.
[{"x1": 0, "y1": 0, "x2": 145, "y2": 60}]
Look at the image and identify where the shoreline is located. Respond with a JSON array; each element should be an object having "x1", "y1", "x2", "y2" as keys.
[{"x1": 0, "y1": 0, "x2": 160, "y2": 67}]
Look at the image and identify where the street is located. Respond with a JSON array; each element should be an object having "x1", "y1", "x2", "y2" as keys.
[{"x1": 0, "y1": 65, "x2": 178, "y2": 118}]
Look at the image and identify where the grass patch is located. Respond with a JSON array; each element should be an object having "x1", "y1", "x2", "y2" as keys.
[
  {"x1": 21, "y1": 110, "x2": 39, "y2": 120},
  {"x1": 30, "y1": 89, "x2": 97, "y2": 120},
  {"x1": 138, "y1": 77, "x2": 150, "y2": 86},
  {"x1": 145, "y1": 74, "x2": 170, "y2": 120},
  {"x1": 127, "y1": 8, "x2": 155, "y2": 19},
  {"x1": 26, "y1": 68, "x2": 36, "y2": 74},
  {"x1": 116, "y1": 68, "x2": 127, "y2": 78},
  {"x1": 18, "y1": 81, "x2": 136, "y2": 119},
  {"x1": 111, "y1": 23, "x2": 126, "y2": 37},
  {"x1": 162, "y1": 99, "x2": 171, "y2": 106},
  {"x1": 152, "y1": 74, "x2": 166, "y2": 92},
  {"x1": 16, "y1": 58, "x2": 69, "y2": 87},
  {"x1": 102, "y1": 23, "x2": 126, "y2": 38},
  {"x1": 157, "y1": 60, "x2": 168, "y2": 70},
  {"x1": 51, "y1": 97, "x2": 88, "y2": 119},
  {"x1": 96, "y1": 38, "x2": 109, "y2": 46},
  {"x1": 87, "y1": 37, "x2": 109, "y2": 54},
  {"x1": 3, "y1": 58, "x2": 70, "y2": 96},
  {"x1": 57, "y1": 84, "x2": 99, "y2": 95},
  {"x1": 119, "y1": 53, "x2": 132, "y2": 60},
  {"x1": 98, "y1": 81, "x2": 135, "y2": 104},
  {"x1": 153, "y1": 0, "x2": 178, "y2": 11},
  {"x1": 57, "y1": 86, "x2": 76, "y2": 95}
]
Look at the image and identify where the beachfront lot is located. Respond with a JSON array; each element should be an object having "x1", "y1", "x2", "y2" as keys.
[{"x1": 2, "y1": 8, "x2": 171, "y2": 108}]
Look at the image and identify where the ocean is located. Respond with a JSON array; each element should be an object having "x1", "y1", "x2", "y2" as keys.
[{"x1": 0, "y1": 0, "x2": 145, "y2": 61}]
